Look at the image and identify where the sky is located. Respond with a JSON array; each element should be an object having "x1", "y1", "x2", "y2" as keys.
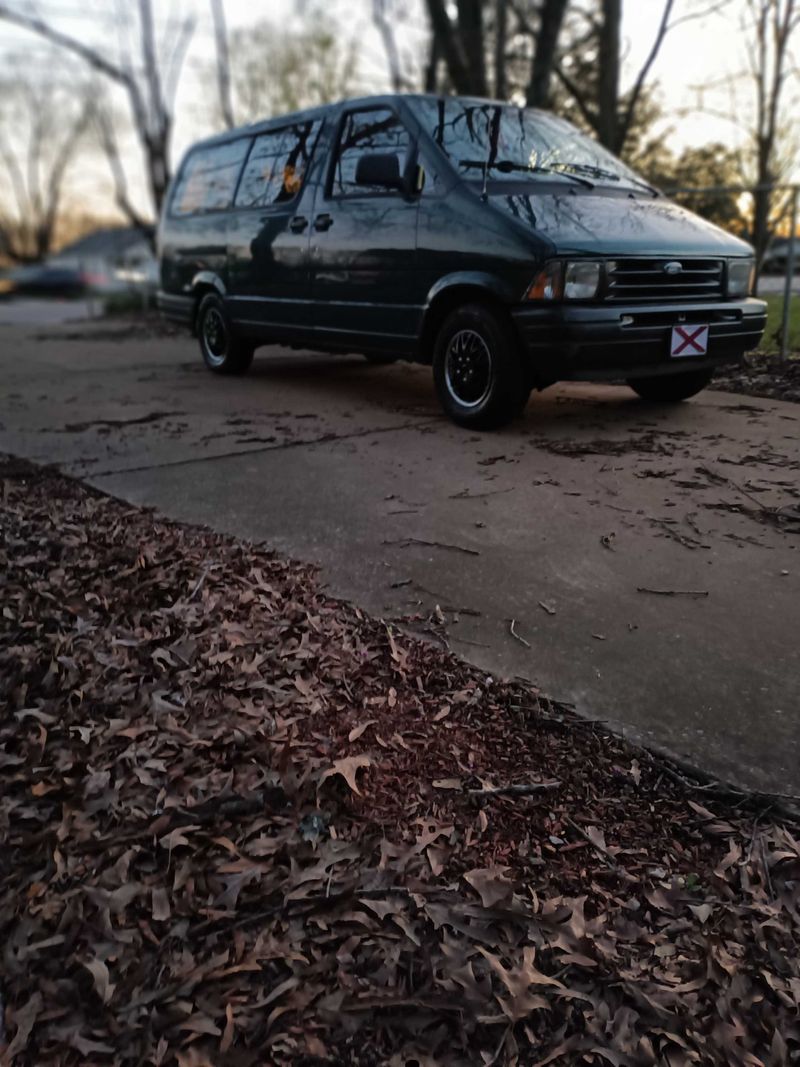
[{"x1": 0, "y1": 0, "x2": 798, "y2": 228}]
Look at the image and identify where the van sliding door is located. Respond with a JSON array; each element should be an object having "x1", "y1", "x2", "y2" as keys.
[
  {"x1": 226, "y1": 119, "x2": 322, "y2": 336},
  {"x1": 310, "y1": 105, "x2": 422, "y2": 352}
]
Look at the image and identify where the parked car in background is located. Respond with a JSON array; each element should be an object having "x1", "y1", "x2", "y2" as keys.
[
  {"x1": 157, "y1": 94, "x2": 766, "y2": 429},
  {"x1": 49, "y1": 226, "x2": 158, "y2": 294},
  {"x1": 1, "y1": 263, "x2": 89, "y2": 297},
  {"x1": 0, "y1": 226, "x2": 159, "y2": 302},
  {"x1": 761, "y1": 237, "x2": 799, "y2": 275}
]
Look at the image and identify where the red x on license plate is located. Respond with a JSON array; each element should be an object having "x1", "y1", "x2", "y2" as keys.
[{"x1": 670, "y1": 324, "x2": 708, "y2": 357}]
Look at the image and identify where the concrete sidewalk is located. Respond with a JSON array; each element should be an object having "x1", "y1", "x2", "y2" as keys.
[{"x1": 2, "y1": 319, "x2": 798, "y2": 793}]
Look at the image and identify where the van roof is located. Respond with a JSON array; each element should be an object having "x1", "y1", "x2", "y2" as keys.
[{"x1": 189, "y1": 93, "x2": 538, "y2": 150}]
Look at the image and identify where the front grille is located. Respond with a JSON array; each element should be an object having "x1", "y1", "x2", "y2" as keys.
[{"x1": 605, "y1": 258, "x2": 724, "y2": 302}]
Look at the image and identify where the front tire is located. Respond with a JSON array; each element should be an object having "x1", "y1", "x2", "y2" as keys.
[
  {"x1": 432, "y1": 304, "x2": 529, "y2": 429},
  {"x1": 197, "y1": 293, "x2": 253, "y2": 375},
  {"x1": 627, "y1": 368, "x2": 713, "y2": 402}
]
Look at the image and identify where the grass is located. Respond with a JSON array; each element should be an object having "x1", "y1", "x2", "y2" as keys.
[
  {"x1": 761, "y1": 293, "x2": 800, "y2": 355},
  {"x1": 102, "y1": 288, "x2": 156, "y2": 316}
]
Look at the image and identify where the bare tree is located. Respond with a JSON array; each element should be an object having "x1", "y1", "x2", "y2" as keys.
[
  {"x1": 0, "y1": 70, "x2": 93, "y2": 263},
  {"x1": 494, "y1": 0, "x2": 510, "y2": 98},
  {"x1": 373, "y1": 0, "x2": 417, "y2": 91},
  {"x1": 210, "y1": 0, "x2": 235, "y2": 129},
  {"x1": 746, "y1": 0, "x2": 799, "y2": 269},
  {"x1": 424, "y1": 0, "x2": 487, "y2": 95},
  {"x1": 94, "y1": 105, "x2": 153, "y2": 237},
  {"x1": 223, "y1": 16, "x2": 360, "y2": 125},
  {"x1": 0, "y1": 0, "x2": 196, "y2": 245},
  {"x1": 425, "y1": 0, "x2": 570, "y2": 102},
  {"x1": 524, "y1": 0, "x2": 570, "y2": 107},
  {"x1": 555, "y1": 0, "x2": 728, "y2": 154}
]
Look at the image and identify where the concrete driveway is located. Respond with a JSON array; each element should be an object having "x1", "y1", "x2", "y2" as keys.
[{"x1": 2, "y1": 318, "x2": 798, "y2": 794}]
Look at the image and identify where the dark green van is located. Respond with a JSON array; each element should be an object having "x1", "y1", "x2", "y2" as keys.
[{"x1": 157, "y1": 94, "x2": 766, "y2": 429}]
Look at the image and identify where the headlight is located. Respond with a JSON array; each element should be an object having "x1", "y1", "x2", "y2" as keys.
[
  {"x1": 728, "y1": 259, "x2": 754, "y2": 298},
  {"x1": 525, "y1": 261, "x2": 562, "y2": 300},
  {"x1": 564, "y1": 260, "x2": 602, "y2": 299},
  {"x1": 525, "y1": 260, "x2": 602, "y2": 301}
]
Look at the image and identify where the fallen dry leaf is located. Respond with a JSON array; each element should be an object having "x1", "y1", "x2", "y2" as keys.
[
  {"x1": 318, "y1": 754, "x2": 373, "y2": 796},
  {"x1": 1, "y1": 456, "x2": 798, "y2": 1067},
  {"x1": 464, "y1": 865, "x2": 514, "y2": 908}
]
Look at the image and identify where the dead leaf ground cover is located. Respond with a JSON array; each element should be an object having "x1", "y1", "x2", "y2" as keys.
[
  {"x1": 1, "y1": 456, "x2": 799, "y2": 1066},
  {"x1": 710, "y1": 352, "x2": 800, "y2": 404}
]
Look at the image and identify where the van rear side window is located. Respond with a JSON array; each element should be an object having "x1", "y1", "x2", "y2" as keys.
[
  {"x1": 171, "y1": 139, "x2": 251, "y2": 216},
  {"x1": 235, "y1": 120, "x2": 321, "y2": 209},
  {"x1": 332, "y1": 108, "x2": 411, "y2": 196}
]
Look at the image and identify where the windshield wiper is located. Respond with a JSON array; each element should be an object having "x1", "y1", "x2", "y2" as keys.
[
  {"x1": 458, "y1": 158, "x2": 595, "y2": 189},
  {"x1": 553, "y1": 161, "x2": 659, "y2": 197}
]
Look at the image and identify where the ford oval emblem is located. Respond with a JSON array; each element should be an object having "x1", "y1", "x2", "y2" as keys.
[{"x1": 663, "y1": 261, "x2": 683, "y2": 275}]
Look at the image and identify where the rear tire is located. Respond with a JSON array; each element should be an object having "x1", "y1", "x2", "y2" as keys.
[
  {"x1": 432, "y1": 303, "x2": 530, "y2": 429},
  {"x1": 627, "y1": 368, "x2": 713, "y2": 402},
  {"x1": 197, "y1": 293, "x2": 253, "y2": 375}
]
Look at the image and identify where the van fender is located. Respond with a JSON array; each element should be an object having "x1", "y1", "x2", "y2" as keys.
[
  {"x1": 190, "y1": 271, "x2": 226, "y2": 297},
  {"x1": 416, "y1": 272, "x2": 526, "y2": 363},
  {"x1": 186, "y1": 272, "x2": 226, "y2": 335},
  {"x1": 424, "y1": 271, "x2": 520, "y2": 310}
]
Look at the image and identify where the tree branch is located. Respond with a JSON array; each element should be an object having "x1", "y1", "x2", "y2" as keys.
[
  {"x1": 619, "y1": 0, "x2": 675, "y2": 148},
  {"x1": 162, "y1": 15, "x2": 196, "y2": 113},
  {"x1": 373, "y1": 0, "x2": 411, "y2": 92},
  {"x1": 95, "y1": 107, "x2": 155, "y2": 247},
  {"x1": 0, "y1": 3, "x2": 146, "y2": 118},
  {"x1": 554, "y1": 62, "x2": 599, "y2": 131}
]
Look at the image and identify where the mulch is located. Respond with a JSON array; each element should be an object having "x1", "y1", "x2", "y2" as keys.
[
  {"x1": 1, "y1": 456, "x2": 799, "y2": 1066},
  {"x1": 711, "y1": 352, "x2": 800, "y2": 404}
]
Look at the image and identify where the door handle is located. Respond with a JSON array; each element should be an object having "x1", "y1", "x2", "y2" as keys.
[
  {"x1": 314, "y1": 213, "x2": 334, "y2": 232},
  {"x1": 289, "y1": 215, "x2": 308, "y2": 233}
]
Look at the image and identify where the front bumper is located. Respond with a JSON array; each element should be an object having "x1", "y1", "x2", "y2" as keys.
[{"x1": 511, "y1": 297, "x2": 767, "y2": 383}]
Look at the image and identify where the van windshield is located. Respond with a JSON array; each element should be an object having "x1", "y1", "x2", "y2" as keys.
[{"x1": 414, "y1": 98, "x2": 655, "y2": 194}]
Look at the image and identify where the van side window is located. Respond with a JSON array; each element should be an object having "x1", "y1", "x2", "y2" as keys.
[
  {"x1": 171, "y1": 139, "x2": 250, "y2": 216},
  {"x1": 235, "y1": 120, "x2": 322, "y2": 209},
  {"x1": 332, "y1": 108, "x2": 411, "y2": 196}
]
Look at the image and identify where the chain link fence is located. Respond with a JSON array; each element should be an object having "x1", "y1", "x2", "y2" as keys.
[{"x1": 666, "y1": 182, "x2": 799, "y2": 361}]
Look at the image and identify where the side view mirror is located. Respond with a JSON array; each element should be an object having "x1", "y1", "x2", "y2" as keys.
[{"x1": 355, "y1": 153, "x2": 405, "y2": 191}]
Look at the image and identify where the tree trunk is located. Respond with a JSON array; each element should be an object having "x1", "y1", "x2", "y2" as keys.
[
  {"x1": 145, "y1": 133, "x2": 171, "y2": 221},
  {"x1": 596, "y1": 0, "x2": 622, "y2": 150},
  {"x1": 494, "y1": 0, "x2": 508, "y2": 98},
  {"x1": 425, "y1": 32, "x2": 440, "y2": 92},
  {"x1": 526, "y1": 0, "x2": 569, "y2": 107},
  {"x1": 425, "y1": 0, "x2": 486, "y2": 95},
  {"x1": 456, "y1": 0, "x2": 488, "y2": 95}
]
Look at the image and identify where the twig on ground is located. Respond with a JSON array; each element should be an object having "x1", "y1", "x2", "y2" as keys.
[
  {"x1": 383, "y1": 537, "x2": 480, "y2": 556},
  {"x1": 565, "y1": 816, "x2": 619, "y2": 870},
  {"x1": 187, "y1": 567, "x2": 211, "y2": 602},
  {"x1": 449, "y1": 487, "x2": 514, "y2": 500},
  {"x1": 509, "y1": 619, "x2": 531, "y2": 647},
  {"x1": 637, "y1": 587, "x2": 709, "y2": 597},
  {"x1": 469, "y1": 780, "x2": 561, "y2": 798},
  {"x1": 650, "y1": 518, "x2": 709, "y2": 550},
  {"x1": 638, "y1": 749, "x2": 800, "y2": 810}
]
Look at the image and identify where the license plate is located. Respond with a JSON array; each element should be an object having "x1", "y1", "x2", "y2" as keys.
[{"x1": 670, "y1": 325, "x2": 708, "y2": 357}]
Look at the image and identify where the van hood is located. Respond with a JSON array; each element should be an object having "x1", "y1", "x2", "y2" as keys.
[{"x1": 489, "y1": 186, "x2": 753, "y2": 258}]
